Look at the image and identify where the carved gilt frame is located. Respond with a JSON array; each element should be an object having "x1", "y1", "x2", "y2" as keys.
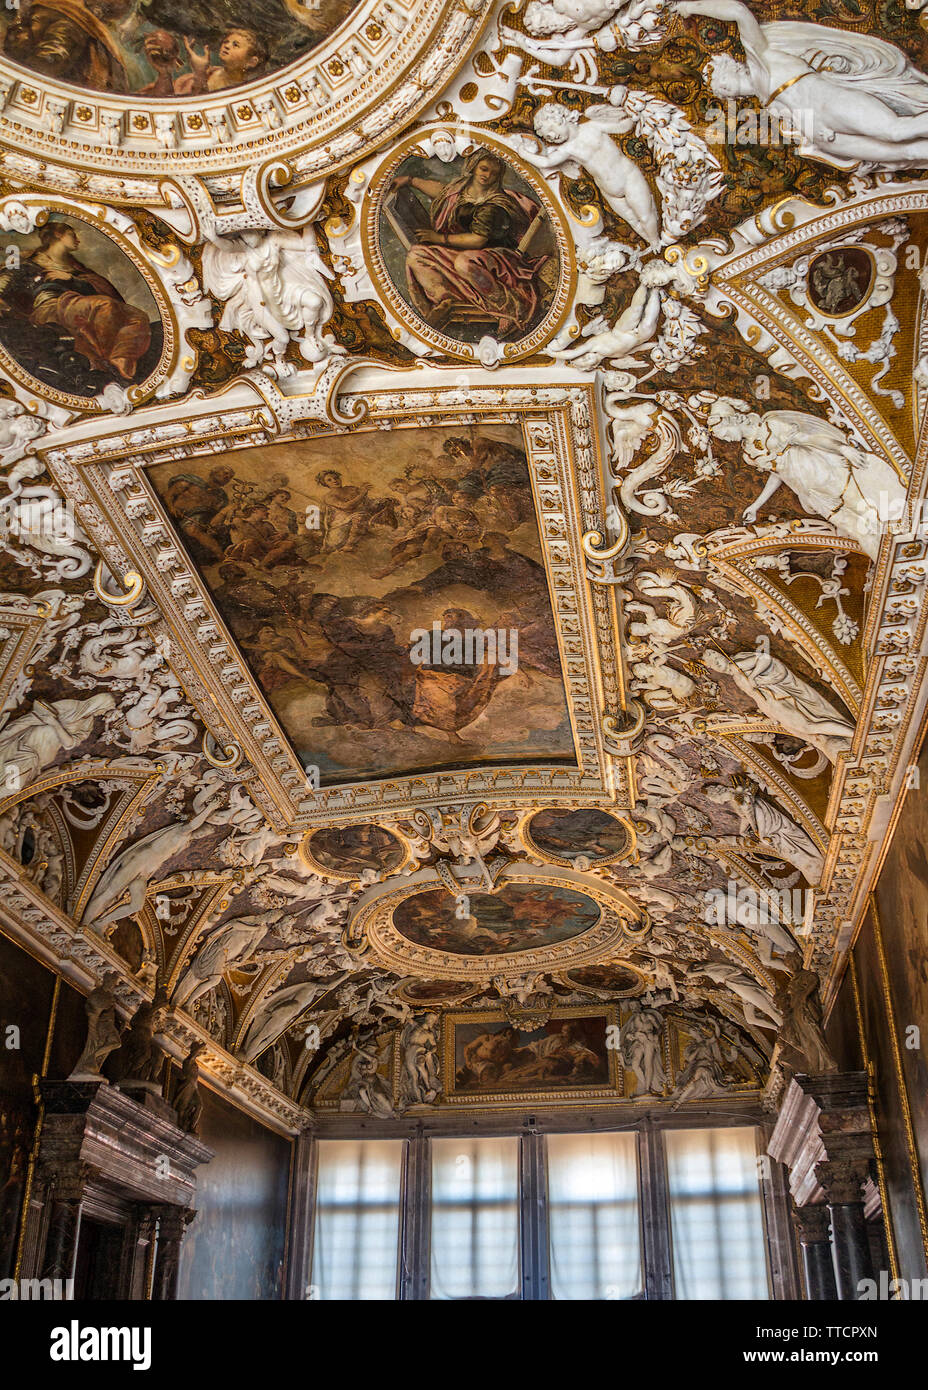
[{"x1": 41, "y1": 372, "x2": 632, "y2": 831}]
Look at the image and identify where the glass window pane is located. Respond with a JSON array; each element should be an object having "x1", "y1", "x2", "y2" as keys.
[
  {"x1": 311, "y1": 1139, "x2": 404, "y2": 1300},
  {"x1": 430, "y1": 1136, "x2": 520, "y2": 1300},
  {"x1": 665, "y1": 1127, "x2": 770, "y2": 1300},
  {"x1": 546, "y1": 1130, "x2": 642, "y2": 1301}
]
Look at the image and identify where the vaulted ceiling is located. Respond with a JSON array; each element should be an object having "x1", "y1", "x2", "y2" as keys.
[{"x1": 0, "y1": 0, "x2": 926, "y2": 1129}]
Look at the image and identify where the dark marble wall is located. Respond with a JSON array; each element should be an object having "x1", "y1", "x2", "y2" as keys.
[
  {"x1": 176, "y1": 1085, "x2": 291, "y2": 1301},
  {"x1": 0, "y1": 933, "x2": 64, "y2": 1278},
  {"x1": 826, "y1": 736, "x2": 928, "y2": 1282}
]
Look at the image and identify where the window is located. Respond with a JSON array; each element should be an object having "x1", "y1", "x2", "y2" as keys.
[
  {"x1": 664, "y1": 1126, "x2": 770, "y2": 1300},
  {"x1": 305, "y1": 1123, "x2": 777, "y2": 1299},
  {"x1": 429, "y1": 1135, "x2": 521, "y2": 1300},
  {"x1": 546, "y1": 1130, "x2": 642, "y2": 1301},
  {"x1": 311, "y1": 1138, "x2": 404, "y2": 1300}
]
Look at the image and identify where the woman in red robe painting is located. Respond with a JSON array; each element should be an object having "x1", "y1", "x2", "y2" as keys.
[
  {"x1": 391, "y1": 148, "x2": 547, "y2": 340},
  {"x1": 0, "y1": 221, "x2": 152, "y2": 386}
]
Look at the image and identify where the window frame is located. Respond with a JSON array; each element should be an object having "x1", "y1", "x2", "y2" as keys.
[
  {"x1": 301, "y1": 1106, "x2": 793, "y2": 1300},
  {"x1": 662, "y1": 1123, "x2": 774, "y2": 1302},
  {"x1": 307, "y1": 1135, "x2": 408, "y2": 1302}
]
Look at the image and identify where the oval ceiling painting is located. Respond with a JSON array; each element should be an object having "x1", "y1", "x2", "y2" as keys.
[
  {"x1": 303, "y1": 823, "x2": 407, "y2": 878},
  {"x1": 525, "y1": 809, "x2": 632, "y2": 866},
  {"x1": 0, "y1": 212, "x2": 165, "y2": 408},
  {"x1": 0, "y1": 0, "x2": 360, "y2": 97},
  {"x1": 395, "y1": 979, "x2": 477, "y2": 1006},
  {"x1": 370, "y1": 137, "x2": 565, "y2": 358},
  {"x1": 562, "y1": 964, "x2": 643, "y2": 997},
  {"x1": 392, "y1": 883, "x2": 600, "y2": 958}
]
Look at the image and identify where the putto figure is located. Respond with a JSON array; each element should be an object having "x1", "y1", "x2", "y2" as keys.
[{"x1": 530, "y1": 97, "x2": 661, "y2": 247}]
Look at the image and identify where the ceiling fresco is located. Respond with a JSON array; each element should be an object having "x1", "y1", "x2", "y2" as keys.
[
  {"x1": 146, "y1": 423, "x2": 576, "y2": 782},
  {"x1": 1, "y1": 0, "x2": 928, "y2": 1133},
  {"x1": 0, "y1": 0, "x2": 357, "y2": 96}
]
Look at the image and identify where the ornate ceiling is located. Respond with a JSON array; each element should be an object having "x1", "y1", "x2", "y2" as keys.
[{"x1": 1, "y1": 0, "x2": 927, "y2": 1129}]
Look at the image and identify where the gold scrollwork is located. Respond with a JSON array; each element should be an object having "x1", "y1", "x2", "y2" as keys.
[
  {"x1": 202, "y1": 731, "x2": 242, "y2": 769},
  {"x1": 93, "y1": 561, "x2": 146, "y2": 609}
]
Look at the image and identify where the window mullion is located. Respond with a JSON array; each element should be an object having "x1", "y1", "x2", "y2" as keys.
[
  {"x1": 520, "y1": 1129, "x2": 548, "y2": 1301},
  {"x1": 639, "y1": 1119, "x2": 674, "y2": 1300},
  {"x1": 399, "y1": 1127, "x2": 428, "y2": 1300}
]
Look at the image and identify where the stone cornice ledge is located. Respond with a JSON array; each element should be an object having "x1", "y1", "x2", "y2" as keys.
[{"x1": 0, "y1": 854, "x2": 309, "y2": 1137}]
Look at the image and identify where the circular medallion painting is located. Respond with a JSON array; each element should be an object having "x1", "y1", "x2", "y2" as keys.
[
  {"x1": 0, "y1": 0, "x2": 360, "y2": 97},
  {"x1": 368, "y1": 135, "x2": 567, "y2": 359},
  {"x1": 524, "y1": 809, "x2": 632, "y2": 866},
  {"x1": 0, "y1": 212, "x2": 165, "y2": 408},
  {"x1": 302, "y1": 823, "x2": 407, "y2": 879},
  {"x1": 392, "y1": 883, "x2": 600, "y2": 958},
  {"x1": 807, "y1": 248, "x2": 873, "y2": 318}
]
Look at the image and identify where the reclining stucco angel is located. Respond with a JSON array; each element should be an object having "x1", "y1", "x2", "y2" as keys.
[{"x1": 676, "y1": 0, "x2": 928, "y2": 171}]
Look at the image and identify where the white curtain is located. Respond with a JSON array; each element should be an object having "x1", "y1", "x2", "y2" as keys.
[
  {"x1": 546, "y1": 1130, "x2": 642, "y2": 1300},
  {"x1": 311, "y1": 1138, "x2": 404, "y2": 1300},
  {"x1": 664, "y1": 1127, "x2": 770, "y2": 1300},
  {"x1": 430, "y1": 1136, "x2": 520, "y2": 1300}
]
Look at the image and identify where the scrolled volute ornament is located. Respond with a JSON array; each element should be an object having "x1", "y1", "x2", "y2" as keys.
[{"x1": 603, "y1": 700, "x2": 646, "y2": 756}]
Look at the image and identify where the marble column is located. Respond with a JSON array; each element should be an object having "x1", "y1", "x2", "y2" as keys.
[
  {"x1": 792, "y1": 1203, "x2": 838, "y2": 1300},
  {"x1": 151, "y1": 1207, "x2": 189, "y2": 1301},
  {"x1": 816, "y1": 1159, "x2": 873, "y2": 1301},
  {"x1": 127, "y1": 1209, "x2": 158, "y2": 1300},
  {"x1": 768, "y1": 1072, "x2": 887, "y2": 1301},
  {"x1": 41, "y1": 1194, "x2": 82, "y2": 1284}
]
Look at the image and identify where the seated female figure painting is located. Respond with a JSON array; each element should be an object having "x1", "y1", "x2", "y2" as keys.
[
  {"x1": 0, "y1": 217, "x2": 162, "y2": 400},
  {"x1": 381, "y1": 146, "x2": 559, "y2": 347}
]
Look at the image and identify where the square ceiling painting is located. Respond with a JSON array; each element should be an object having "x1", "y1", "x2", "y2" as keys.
[{"x1": 147, "y1": 424, "x2": 575, "y2": 783}]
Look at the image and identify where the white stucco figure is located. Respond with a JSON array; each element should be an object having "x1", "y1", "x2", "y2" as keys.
[
  {"x1": 672, "y1": 1019, "x2": 732, "y2": 1105},
  {"x1": 530, "y1": 96, "x2": 661, "y2": 247},
  {"x1": 242, "y1": 973, "x2": 350, "y2": 1062},
  {"x1": 620, "y1": 1002, "x2": 666, "y2": 1093},
  {"x1": 173, "y1": 912, "x2": 289, "y2": 1008},
  {"x1": 398, "y1": 1013, "x2": 441, "y2": 1107},
  {"x1": 705, "y1": 396, "x2": 905, "y2": 561},
  {"x1": 82, "y1": 783, "x2": 228, "y2": 927},
  {"x1": 554, "y1": 260, "x2": 672, "y2": 369},
  {"x1": 0, "y1": 399, "x2": 46, "y2": 466},
  {"x1": 501, "y1": 0, "x2": 667, "y2": 73},
  {"x1": 0, "y1": 694, "x2": 114, "y2": 794},
  {"x1": 689, "y1": 961, "x2": 782, "y2": 1029},
  {"x1": 701, "y1": 646, "x2": 855, "y2": 764},
  {"x1": 705, "y1": 894, "x2": 797, "y2": 964},
  {"x1": 676, "y1": 0, "x2": 928, "y2": 171},
  {"x1": 703, "y1": 783, "x2": 824, "y2": 885},
  {"x1": 202, "y1": 227, "x2": 344, "y2": 377}
]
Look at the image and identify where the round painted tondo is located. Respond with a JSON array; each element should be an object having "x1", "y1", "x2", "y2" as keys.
[
  {"x1": 807, "y1": 247, "x2": 874, "y2": 319},
  {"x1": 0, "y1": 0, "x2": 360, "y2": 98},
  {"x1": 0, "y1": 207, "x2": 170, "y2": 412},
  {"x1": 300, "y1": 823, "x2": 409, "y2": 880},
  {"x1": 523, "y1": 808, "x2": 633, "y2": 867},
  {"x1": 363, "y1": 128, "x2": 572, "y2": 361},
  {"x1": 392, "y1": 883, "x2": 600, "y2": 958}
]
